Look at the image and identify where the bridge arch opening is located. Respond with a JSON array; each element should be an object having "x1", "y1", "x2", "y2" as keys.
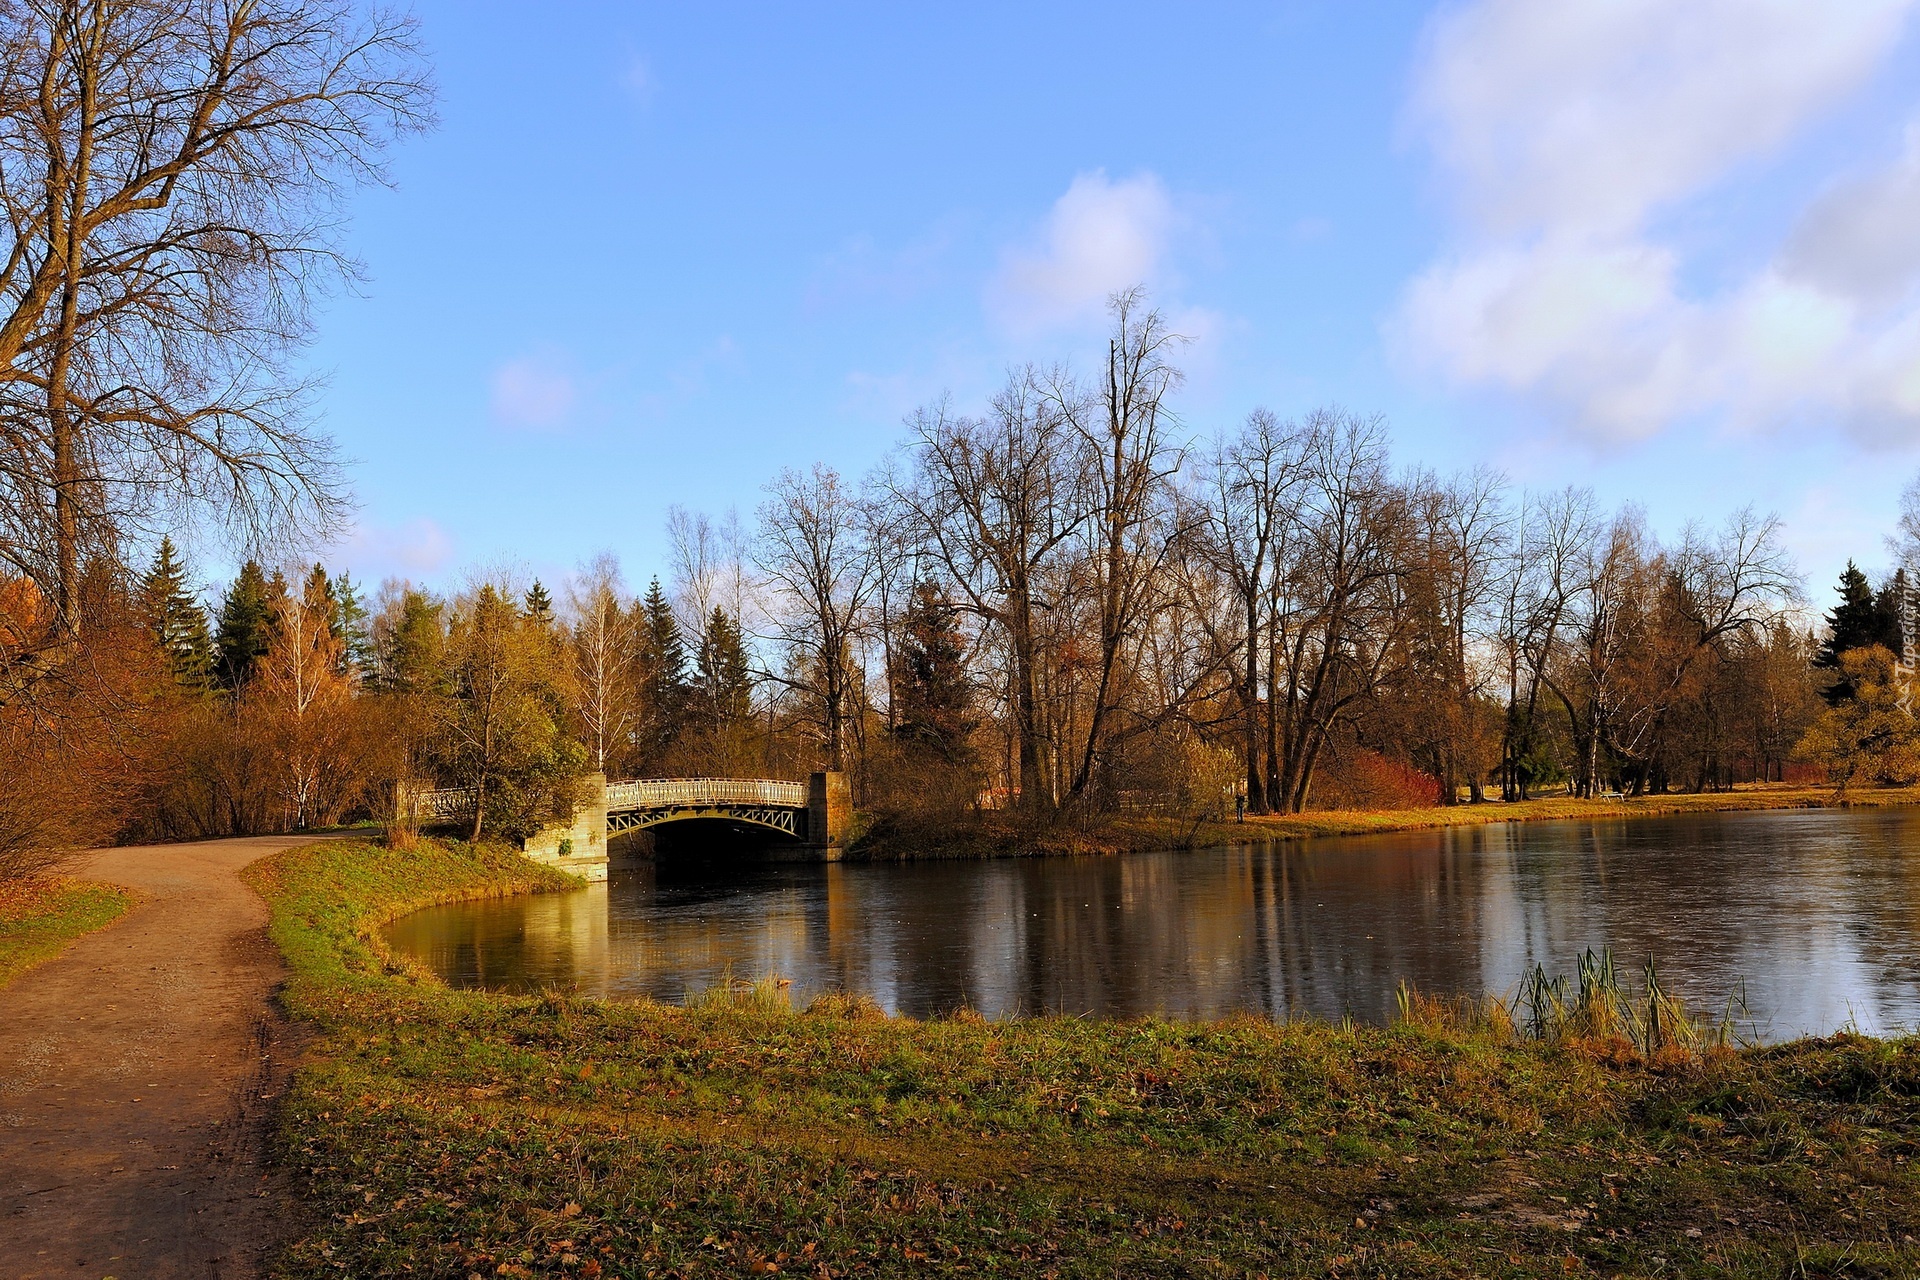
[{"x1": 644, "y1": 816, "x2": 805, "y2": 860}]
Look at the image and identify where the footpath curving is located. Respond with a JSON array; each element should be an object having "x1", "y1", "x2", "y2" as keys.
[{"x1": 0, "y1": 834, "x2": 333, "y2": 1279}]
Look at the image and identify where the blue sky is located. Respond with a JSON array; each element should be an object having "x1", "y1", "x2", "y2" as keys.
[{"x1": 296, "y1": 0, "x2": 1920, "y2": 602}]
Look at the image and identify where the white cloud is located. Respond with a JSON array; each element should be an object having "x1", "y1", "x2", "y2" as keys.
[
  {"x1": 490, "y1": 351, "x2": 577, "y2": 430},
  {"x1": 989, "y1": 171, "x2": 1177, "y2": 331},
  {"x1": 1782, "y1": 122, "x2": 1920, "y2": 309},
  {"x1": 1413, "y1": 0, "x2": 1911, "y2": 237},
  {"x1": 1396, "y1": 0, "x2": 1920, "y2": 444}
]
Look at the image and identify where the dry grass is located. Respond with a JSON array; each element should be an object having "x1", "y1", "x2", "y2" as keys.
[{"x1": 1112, "y1": 781, "x2": 1920, "y2": 854}]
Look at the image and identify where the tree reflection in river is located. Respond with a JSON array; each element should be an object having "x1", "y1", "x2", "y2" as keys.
[{"x1": 382, "y1": 808, "x2": 1920, "y2": 1039}]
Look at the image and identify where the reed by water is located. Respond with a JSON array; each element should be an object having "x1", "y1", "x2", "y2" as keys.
[{"x1": 1397, "y1": 946, "x2": 1746, "y2": 1060}]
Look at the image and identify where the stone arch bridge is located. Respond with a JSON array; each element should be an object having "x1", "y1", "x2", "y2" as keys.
[{"x1": 411, "y1": 771, "x2": 851, "y2": 881}]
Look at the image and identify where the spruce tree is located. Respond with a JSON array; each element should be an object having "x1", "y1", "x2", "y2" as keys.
[
  {"x1": 1875, "y1": 567, "x2": 1910, "y2": 664},
  {"x1": 634, "y1": 577, "x2": 688, "y2": 762},
  {"x1": 1816, "y1": 562, "x2": 1897, "y2": 705},
  {"x1": 379, "y1": 588, "x2": 446, "y2": 696},
  {"x1": 303, "y1": 563, "x2": 334, "y2": 620},
  {"x1": 214, "y1": 561, "x2": 273, "y2": 691},
  {"x1": 524, "y1": 580, "x2": 554, "y2": 628},
  {"x1": 139, "y1": 538, "x2": 213, "y2": 693},
  {"x1": 891, "y1": 582, "x2": 976, "y2": 762},
  {"x1": 693, "y1": 606, "x2": 754, "y2": 729},
  {"x1": 331, "y1": 570, "x2": 375, "y2": 678}
]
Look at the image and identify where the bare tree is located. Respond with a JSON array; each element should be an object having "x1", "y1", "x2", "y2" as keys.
[
  {"x1": 1893, "y1": 471, "x2": 1920, "y2": 575},
  {"x1": 1554, "y1": 509, "x2": 1654, "y2": 797},
  {"x1": 1049, "y1": 287, "x2": 1187, "y2": 806},
  {"x1": 1193, "y1": 408, "x2": 1309, "y2": 812},
  {"x1": 894, "y1": 380, "x2": 1086, "y2": 810},
  {"x1": 1612, "y1": 507, "x2": 1797, "y2": 788},
  {"x1": 1499, "y1": 487, "x2": 1596, "y2": 797},
  {"x1": 666, "y1": 504, "x2": 754, "y2": 634},
  {"x1": 1267, "y1": 409, "x2": 1413, "y2": 813},
  {"x1": 564, "y1": 552, "x2": 634, "y2": 775},
  {"x1": 0, "y1": 0, "x2": 432, "y2": 643},
  {"x1": 755, "y1": 464, "x2": 878, "y2": 771},
  {"x1": 1406, "y1": 465, "x2": 1511, "y2": 801}
]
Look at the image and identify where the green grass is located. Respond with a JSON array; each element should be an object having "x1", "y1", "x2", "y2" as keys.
[
  {"x1": 248, "y1": 838, "x2": 1920, "y2": 1278},
  {"x1": 0, "y1": 878, "x2": 135, "y2": 987}
]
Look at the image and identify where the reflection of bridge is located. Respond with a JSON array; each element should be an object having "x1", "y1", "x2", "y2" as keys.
[{"x1": 411, "y1": 771, "x2": 850, "y2": 881}]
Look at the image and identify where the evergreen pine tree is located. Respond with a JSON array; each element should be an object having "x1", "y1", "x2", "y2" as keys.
[
  {"x1": 303, "y1": 563, "x2": 334, "y2": 620},
  {"x1": 891, "y1": 582, "x2": 976, "y2": 762},
  {"x1": 634, "y1": 577, "x2": 688, "y2": 762},
  {"x1": 379, "y1": 588, "x2": 446, "y2": 695},
  {"x1": 139, "y1": 537, "x2": 213, "y2": 693},
  {"x1": 331, "y1": 570, "x2": 375, "y2": 678},
  {"x1": 1874, "y1": 567, "x2": 1910, "y2": 663},
  {"x1": 524, "y1": 580, "x2": 554, "y2": 627},
  {"x1": 1817, "y1": 562, "x2": 1895, "y2": 704},
  {"x1": 693, "y1": 606, "x2": 754, "y2": 729},
  {"x1": 214, "y1": 561, "x2": 273, "y2": 691}
]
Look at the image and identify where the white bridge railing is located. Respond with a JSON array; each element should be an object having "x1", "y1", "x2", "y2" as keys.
[
  {"x1": 604, "y1": 778, "x2": 807, "y2": 810},
  {"x1": 408, "y1": 776, "x2": 808, "y2": 821},
  {"x1": 409, "y1": 786, "x2": 479, "y2": 820}
]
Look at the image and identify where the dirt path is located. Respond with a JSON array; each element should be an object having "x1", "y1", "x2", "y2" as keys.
[{"x1": 0, "y1": 835, "x2": 333, "y2": 1280}]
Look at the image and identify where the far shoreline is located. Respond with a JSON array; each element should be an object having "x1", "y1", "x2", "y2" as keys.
[{"x1": 846, "y1": 780, "x2": 1920, "y2": 861}]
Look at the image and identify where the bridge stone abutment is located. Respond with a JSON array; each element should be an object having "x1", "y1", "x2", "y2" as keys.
[
  {"x1": 806, "y1": 770, "x2": 851, "y2": 858},
  {"x1": 522, "y1": 771, "x2": 611, "y2": 880}
]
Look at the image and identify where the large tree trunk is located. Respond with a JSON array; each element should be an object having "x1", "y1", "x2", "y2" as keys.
[{"x1": 1242, "y1": 588, "x2": 1265, "y2": 813}]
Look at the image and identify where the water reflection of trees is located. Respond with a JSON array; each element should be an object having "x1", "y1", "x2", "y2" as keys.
[
  {"x1": 382, "y1": 812, "x2": 1920, "y2": 1036},
  {"x1": 384, "y1": 883, "x2": 612, "y2": 995}
]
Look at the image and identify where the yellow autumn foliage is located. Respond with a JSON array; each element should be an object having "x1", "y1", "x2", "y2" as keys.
[{"x1": 1796, "y1": 646, "x2": 1920, "y2": 793}]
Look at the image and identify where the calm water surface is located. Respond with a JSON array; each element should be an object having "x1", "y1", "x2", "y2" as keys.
[{"x1": 383, "y1": 808, "x2": 1920, "y2": 1038}]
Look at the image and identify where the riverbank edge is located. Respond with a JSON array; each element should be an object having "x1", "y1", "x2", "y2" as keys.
[
  {"x1": 242, "y1": 837, "x2": 1920, "y2": 1279},
  {"x1": 239, "y1": 838, "x2": 582, "y2": 1017},
  {"x1": 849, "y1": 782, "x2": 1920, "y2": 859},
  {"x1": 0, "y1": 878, "x2": 136, "y2": 988}
]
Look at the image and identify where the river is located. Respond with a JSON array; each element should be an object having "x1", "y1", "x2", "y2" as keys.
[{"x1": 382, "y1": 806, "x2": 1920, "y2": 1039}]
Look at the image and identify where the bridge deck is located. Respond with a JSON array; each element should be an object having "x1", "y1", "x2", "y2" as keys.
[
  {"x1": 604, "y1": 778, "x2": 807, "y2": 811},
  {"x1": 411, "y1": 777, "x2": 808, "y2": 818}
]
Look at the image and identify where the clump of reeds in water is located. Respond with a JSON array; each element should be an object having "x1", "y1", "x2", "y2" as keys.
[{"x1": 1396, "y1": 948, "x2": 1747, "y2": 1064}]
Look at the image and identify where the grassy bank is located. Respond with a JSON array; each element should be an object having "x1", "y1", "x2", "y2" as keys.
[
  {"x1": 250, "y1": 838, "x2": 1920, "y2": 1278},
  {"x1": 0, "y1": 878, "x2": 135, "y2": 987},
  {"x1": 855, "y1": 781, "x2": 1920, "y2": 859}
]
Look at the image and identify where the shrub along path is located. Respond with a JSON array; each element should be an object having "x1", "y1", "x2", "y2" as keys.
[{"x1": 0, "y1": 834, "x2": 336, "y2": 1280}]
